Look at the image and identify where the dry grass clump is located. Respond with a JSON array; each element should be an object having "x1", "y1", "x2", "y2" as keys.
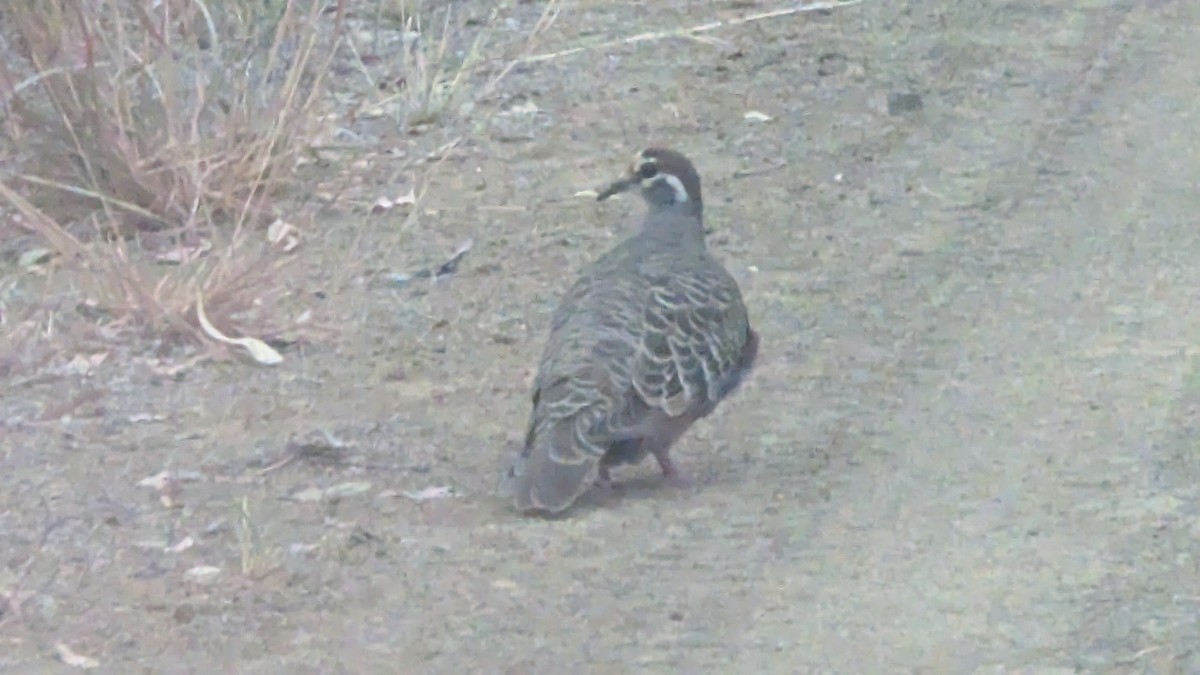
[
  {"x1": 0, "y1": 0, "x2": 568, "y2": 354},
  {"x1": 0, "y1": 0, "x2": 341, "y2": 342}
]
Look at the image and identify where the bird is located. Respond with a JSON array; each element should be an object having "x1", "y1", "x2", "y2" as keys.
[{"x1": 498, "y1": 147, "x2": 759, "y2": 515}]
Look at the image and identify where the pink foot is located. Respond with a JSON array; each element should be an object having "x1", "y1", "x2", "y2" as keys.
[
  {"x1": 596, "y1": 464, "x2": 614, "y2": 487},
  {"x1": 655, "y1": 456, "x2": 692, "y2": 489},
  {"x1": 593, "y1": 467, "x2": 621, "y2": 506}
]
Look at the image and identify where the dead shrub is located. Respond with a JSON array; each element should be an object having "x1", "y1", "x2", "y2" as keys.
[{"x1": 0, "y1": 0, "x2": 341, "y2": 344}]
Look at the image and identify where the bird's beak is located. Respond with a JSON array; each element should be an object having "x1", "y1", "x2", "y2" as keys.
[{"x1": 596, "y1": 174, "x2": 637, "y2": 201}]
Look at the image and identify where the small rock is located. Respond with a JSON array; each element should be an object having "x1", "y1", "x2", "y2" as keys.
[
  {"x1": 887, "y1": 92, "x2": 923, "y2": 115},
  {"x1": 173, "y1": 604, "x2": 196, "y2": 624},
  {"x1": 816, "y1": 52, "x2": 847, "y2": 76}
]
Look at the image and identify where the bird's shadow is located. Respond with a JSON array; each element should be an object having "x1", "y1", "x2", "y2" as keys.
[
  {"x1": 564, "y1": 469, "x2": 701, "y2": 516},
  {"x1": 492, "y1": 456, "x2": 722, "y2": 520}
]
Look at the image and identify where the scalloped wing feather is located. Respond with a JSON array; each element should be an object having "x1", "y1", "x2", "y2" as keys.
[{"x1": 631, "y1": 264, "x2": 751, "y2": 418}]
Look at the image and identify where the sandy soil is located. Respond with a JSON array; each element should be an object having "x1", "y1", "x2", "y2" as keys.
[{"x1": 2, "y1": 0, "x2": 1198, "y2": 672}]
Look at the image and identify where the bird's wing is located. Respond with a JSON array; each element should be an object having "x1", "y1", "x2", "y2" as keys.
[{"x1": 629, "y1": 262, "x2": 752, "y2": 420}]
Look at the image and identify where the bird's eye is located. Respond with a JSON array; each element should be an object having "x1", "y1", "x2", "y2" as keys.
[{"x1": 637, "y1": 161, "x2": 658, "y2": 179}]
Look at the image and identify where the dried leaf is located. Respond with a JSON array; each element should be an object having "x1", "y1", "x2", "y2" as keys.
[
  {"x1": 388, "y1": 240, "x2": 474, "y2": 288},
  {"x1": 289, "y1": 487, "x2": 326, "y2": 503},
  {"x1": 371, "y1": 196, "x2": 394, "y2": 214},
  {"x1": 18, "y1": 247, "x2": 55, "y2": 268},
  {"x1": 506, "y1": 100, "x2": 540, "y2": 115},
  {"x1": 60, "y1": 352, "x2": 109, "y2": 376},
  {"x1": 323, "y1": 481, "x2": 373, "y2": 499},
  {"x1": 136, "y1": 470, "x2": 185, "y2": 508},
  {"x1": 196, "y1": 295, "x2": 283, "y2": 365},
  {"x1": 289, "y1": 481, "x2": 373, "y2": 502},
  {"x1": 370, "y1": 190, "x2": 416, "y2": 215},
  {"x1": 137, "y1": 471, "x2": 173, "y2": 491},
  {"x1": 267, "y1": 219, "x2": 301, "y2": 253},
  {"x1": 574, "y1": 189, "x2": 599, "y2": 198},
  {"x1": 395, "y1": 189, "x2": 417, "y2": 206},
  {"x1": 53, "y1": 643, "x2": 100, "y2": 669},
  {"x1": 399, "y1": 485, "x2": 457, "y2": 501},
  {"x1": 155, "y1": 241, "x2": 212, "y2": 265},
  {"x1": 165, "y1": 536, "x2": 195, "y2": 554},
  {"x1": 183, "y1": 566, "x2": 222, "y2": 583},
  {"x1": 434, "y1": 239, "x2": 473, "y2": 278},
  {"x1": 744, "y1": 110, "x2": 773, "y2": 122},
  {"x1": 147, "y1": 356, "x2": 204, "y2": 377}
]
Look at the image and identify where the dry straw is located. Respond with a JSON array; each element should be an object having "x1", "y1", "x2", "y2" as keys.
[{"x1": 0, "y1": 0, "x2": 340, "y2": 344}]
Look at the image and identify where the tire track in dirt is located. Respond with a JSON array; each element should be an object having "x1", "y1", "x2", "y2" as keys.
[{"x1": 720, "y1": 0, "x2": 1200, "y2": 670}]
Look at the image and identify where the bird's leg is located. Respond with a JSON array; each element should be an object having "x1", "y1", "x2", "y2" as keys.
[
  {"x1": 652, "y1": 450, "x2": 692, "y2": 489},
  {"x1": 591, "y1": 463, "x2": 622, "y2": 508},
  {"x1": 595, "y1": 438, "x2": 641, "y2": 490},
  {"x1": 596, "y1": 463, "x2": 614, "y2": 488}
]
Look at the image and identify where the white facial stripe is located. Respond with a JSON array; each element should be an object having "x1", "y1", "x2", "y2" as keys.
[
  {"x1": 641, "y1": 172, "x2": 689, "y2": 203},
  {"x1": 630, "y1": 154, "x2": 656, "y2": 175}
]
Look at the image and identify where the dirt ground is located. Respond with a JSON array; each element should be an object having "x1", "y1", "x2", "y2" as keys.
[{"x1": 2, "y1": 0, "x2": 1199, "y2": 672}]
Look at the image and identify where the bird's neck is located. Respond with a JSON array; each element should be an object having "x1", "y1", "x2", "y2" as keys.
[
  {"x1": 649, "y1": 199, "x2": 703, "y2": 221},
  {"x1": 642, "y1": 202, "x2": 707, "y2": 244}
]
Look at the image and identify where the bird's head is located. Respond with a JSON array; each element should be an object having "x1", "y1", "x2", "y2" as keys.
[{"x1": 597, "y1": 147, "x2": 703, "y2": 216}]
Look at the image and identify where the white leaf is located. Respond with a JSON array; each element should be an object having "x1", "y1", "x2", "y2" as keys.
[
  {"x1": 289, "y1": 481, "x2": 373, "y2": 502},
  {"x1": 196, "y1": 295, "x2": 283, "y2": 365},
  {"x1": 18, "y1": 247, "x2": 55, "y2": 268},
  {"x1": 165, "y1": 536, "x2": 195, "y2": 553},
  {"x1": 395, "y1": 189, "x2": 417, "y2": 206},
  {"x1": 60, "y1": 352, "x2": 108, "y2": 376},
  {"x1": 155, "y1": 241, "x2": 212, "y2": 264},
  {"x1": 322, "y1": 481, "x2": 373, "y2": 499},
  {"x1": 183, "y1": 565, "x2": 222, "y2": 583},
  {"x1": 267, "y1": 219, "x2": 301, "y2": 252},
  {"x1": 137, "y1": 470, "x2": 173, "y2": 491},
  {"x1": 400, "y1": 485, "x2": 457, "y2": 501},
  {"x1": 54, "y1": 643, "x2": 100, "y2": 669},
  {"x1": 288, "y1": 487, "x2": 326, "y2": 503},
  {"x1": 744, "y1": 110, "x2": 773, "y2": 122},
  {"x1": 507, "y1": 100, "x2": 540, "y2": 115},
  {"x1": 371, "y1": 196, "x2": 394, "y2": 214}
]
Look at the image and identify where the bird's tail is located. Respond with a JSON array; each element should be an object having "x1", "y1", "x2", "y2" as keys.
[{"x1": 501, "y1": 413, "x2": 598, "y2": 514}]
